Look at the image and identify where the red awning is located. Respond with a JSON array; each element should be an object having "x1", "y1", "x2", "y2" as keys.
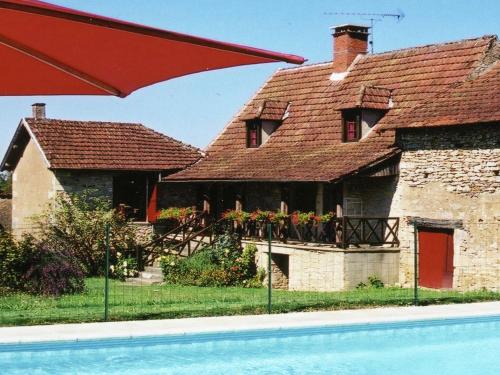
[{"x1": 0, "y1": 0, "x2": 304, "y2": 97}]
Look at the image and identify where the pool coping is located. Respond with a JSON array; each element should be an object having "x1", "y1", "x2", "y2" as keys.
[{"x1": 1, "y1": 301, "x2": 499, "y2": 344}]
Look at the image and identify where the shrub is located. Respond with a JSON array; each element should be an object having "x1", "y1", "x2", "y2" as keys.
[
  {"x1": 34, "y1": 190, "x2": 138, "y2": 276},
  {"x1": 368, "y1": 275, "x2": 384, "y2": 289},
  {"x1": 0, "y1": 232, "x2": 85, "y2": 296},
  {"x1": 0, "y1": 232, "x2": 26, "y2": 290},
  {"x1": 356, "y1": 275, "x2": 385, "y2": 289},
  {"x1": 111, "y1": 255, "x2": 139, "y2": 281},
  {"x1": 22, "y1": 241, "x2": 85, "y2": 296},
  {"x1": 160, "y1": 232, "x2": 261, "y2": 288}
]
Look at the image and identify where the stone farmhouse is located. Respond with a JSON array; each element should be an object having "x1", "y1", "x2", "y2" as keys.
[
  {"x1": 162, "y1": 25, "x2": 499, "y2": 291},
  {"x1": 1, "y1": 26, "x2": 498, "y2": 292},
  {"x1": 0, "y1": 104, "x2": 201, "y2": 236}
]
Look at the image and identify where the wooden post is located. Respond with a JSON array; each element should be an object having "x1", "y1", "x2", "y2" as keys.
[
  {"x1": 280, "y1": 184, "x2": 289, "y2": 214},
  {"x1": 315, "y1": 183, "x2": 324, "y2": 215},
  {"x1": 203, "y1": 194, "x2": 211, "y2": 214},
  {"x1": 235, "y1": 194, "x2": 243, "y2": 212}
]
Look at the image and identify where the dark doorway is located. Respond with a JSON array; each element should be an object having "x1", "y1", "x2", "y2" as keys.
[
  {"x1": 113, "y1": 173, "x2": 148, "y2": 221},
  {"x1": 418, "y1": 228, "x2": 454, "y2": 289}
]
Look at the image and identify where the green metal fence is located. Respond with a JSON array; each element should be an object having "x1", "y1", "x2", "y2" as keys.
[{"x1": 1, "y1": 222, "x2": 499, "y2": 326}]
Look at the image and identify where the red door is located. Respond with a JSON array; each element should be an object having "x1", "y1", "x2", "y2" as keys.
[
  {"x1": 418, "y1": 229, "x2": 454, "y2": 289},
  {"x1": 147, "y1": 181, "x2": 158, "y2": 223}
]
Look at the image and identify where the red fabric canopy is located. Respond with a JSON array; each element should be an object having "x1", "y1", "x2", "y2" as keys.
[{"x1": 0, "y1": 0, "x2": 304, "y2": 97}]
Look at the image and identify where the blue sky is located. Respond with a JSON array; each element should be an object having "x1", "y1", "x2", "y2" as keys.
[{"x1": 0, "y1": 0, "x2": 498, "y2": 157}]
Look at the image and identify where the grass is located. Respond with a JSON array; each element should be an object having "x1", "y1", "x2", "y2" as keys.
[{"x1": 0, "y1": 278, "x2": 499, "y2": 326}]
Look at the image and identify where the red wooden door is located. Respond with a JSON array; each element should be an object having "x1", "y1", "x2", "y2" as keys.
[
  {"x1": 147, "y1": 182, "x2": 158, "y2": 223},
  {"x1": 418, "y1": 229, "x2": 454, "y2": 289}
]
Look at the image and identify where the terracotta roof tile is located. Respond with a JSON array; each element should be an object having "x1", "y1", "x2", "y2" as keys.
[
  {"x1": 168, "y1": 36, "x2": 497, "y2": 182},
  {"x1": 25, "y1": 119, "x2": 201, "y2": 171},
  {"x1": 385, "y1": 62, "x2": 500, "y2": 128}
]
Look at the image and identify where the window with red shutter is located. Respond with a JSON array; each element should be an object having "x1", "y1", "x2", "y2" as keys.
[
  {"x1": 246, "y1": 120, "x2": 262, "y2": 148},
  {"x1": 342, "y1": 110, "x2": 361, "y2": 142}
]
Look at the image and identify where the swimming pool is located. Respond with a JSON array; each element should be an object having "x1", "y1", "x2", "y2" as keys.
[{"x1": 1, "y1": 315, "x2": 499, "y2": 374}]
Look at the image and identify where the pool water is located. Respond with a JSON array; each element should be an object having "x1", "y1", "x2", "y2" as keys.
[{"x1": 1, "y1": 315, "x2": 499, "y2": 374}]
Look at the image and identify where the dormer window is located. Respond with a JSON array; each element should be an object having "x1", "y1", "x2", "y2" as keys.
[
  {"x1": 244, "y1": 100, "x2": 290, "y2": 148},
  {"x1": 340, "y1": 85, "x2": 393, "y2": 143},
  {"x1": 342, "y1": 109, "x2": 361, "y2": 142},
  {"x1": 247, "y1": 120, "x2": 262, "y2": 148}
]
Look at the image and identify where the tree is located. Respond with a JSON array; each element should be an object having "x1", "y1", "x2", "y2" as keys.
[{"x1": 0, "y1": 172, "x2": 12, "y2": 196}]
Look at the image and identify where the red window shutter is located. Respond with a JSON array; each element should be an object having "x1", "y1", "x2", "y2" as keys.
[
  {"x1": 249, "y1": 128, "x2": 258, "y2": 147},
  {"x1": 346, "y1": 120, "x2": 357, "y2": 141}
]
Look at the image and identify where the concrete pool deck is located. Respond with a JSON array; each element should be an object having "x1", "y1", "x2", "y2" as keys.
[{"x1": 1, "y1": 301, "x2": 499, "y2": 344}]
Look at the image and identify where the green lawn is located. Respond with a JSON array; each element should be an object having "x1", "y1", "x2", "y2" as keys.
[{"x1": 1, "y1": 278, "x2": 498, "y2": 326}]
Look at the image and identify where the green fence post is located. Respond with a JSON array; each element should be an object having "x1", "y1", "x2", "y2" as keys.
[
  {"x1": 413, "y1": 222, "x2": 418, "y2": 306},
  {"x1": 104, "y1": 223, "x2": 110, "y2": 321},
  {"x1": 267, "y1": 223, "x2": 272, "y2": 314}
]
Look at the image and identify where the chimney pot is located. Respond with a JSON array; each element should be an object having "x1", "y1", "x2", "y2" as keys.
[
  {"x1": 32, "y1": 103, "x2": 46, "y2": 119},
  {"x1": 331, "y1": 24, "x2": 369, "y2": 72}
]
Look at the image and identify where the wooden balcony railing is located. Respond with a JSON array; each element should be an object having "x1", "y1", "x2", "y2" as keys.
[{"x1": 231, "y1": 216, "x2": 399, "y2": 248}]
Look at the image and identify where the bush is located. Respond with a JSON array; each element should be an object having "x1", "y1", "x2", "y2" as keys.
[
  {"x1": 34, "y1": 190, "x2": 139, "y2": 276},
  {"x1": 0, "y1": 232, "x2": 26, "y2": 290},
  {"x1": 160, "y1": 232, "x2": 261, "y2": 288},
  {"x1": 356, "y1": 275, "x2": 385, "y2": 289},
  {"x1": 0, "y1": 232, "x2": 85, "y2": 296},
  {"x1": 22, "y1": 241, "x2": 85, "y2": 296}
]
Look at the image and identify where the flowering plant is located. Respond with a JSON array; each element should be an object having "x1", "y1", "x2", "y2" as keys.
[
  {"x1": 291, "y1": 211, "x2": 315, "y2": 225},
  {"x1": 318, "y1": 212, "x2": 334, "y2": 223},
  {"x1": 222, "y1": 209, "x2": 250, "y2": 223},
  {"x1": 269, "y1": 210, "x2": 289, "y2": 223},
  {"x1": 158, "y1": 207, "x2": 194, "y2": 222},
  {"x1": 251, "y1": 210, "x2": 272, "y2": 222},
  {"x1": 110, "y1": 255, "x2": 138, "y2": 281}
]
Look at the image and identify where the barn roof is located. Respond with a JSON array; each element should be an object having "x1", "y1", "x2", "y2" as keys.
[
  {"x1": 1, "y1": 118, "x2": 202, "y2": 172},
  {"x1": 168, "y1": 35, "x2": 497, "y2": 182}
]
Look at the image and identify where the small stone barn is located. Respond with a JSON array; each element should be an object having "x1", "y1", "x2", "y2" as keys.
[
  {"x1": 162, "y1": 26, "x2": 499, "y2": 291},
  {"x1": 0, "y1": 104, "x2": 201, "y2": 236},
  {"x1": 384, "y1": 62, "x2": 500, "y2": 291}
]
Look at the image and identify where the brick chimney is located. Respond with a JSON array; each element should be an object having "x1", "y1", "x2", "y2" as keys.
[
  {"x1": 32, "y1": 103, "x2": 46, "y2": 119},
  {"x1": 331, "y1": 24, "x2": 369, "y2": 72}
]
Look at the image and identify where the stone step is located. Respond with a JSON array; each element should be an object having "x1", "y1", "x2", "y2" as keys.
[
  {"x1": 139, "y1": 271, "x2": 163, "y2": 280},
  {"x1": 144, "y1": 266, "x2": 162, "y2": 276}
]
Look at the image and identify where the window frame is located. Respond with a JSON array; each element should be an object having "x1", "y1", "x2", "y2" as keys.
[
  {"x1": 342, "y1": 109, "x2": 361, "y2": 142},
  {"x1": 246, "y1": 120, "x2": 262, "y2": 148}
]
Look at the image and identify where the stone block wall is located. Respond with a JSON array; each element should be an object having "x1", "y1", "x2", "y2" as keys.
[
  {"x1": 250, "y1": 240, "x2": 400, "y2": 291},
  {"x1": 55, "y1": 170, "x2": 113, "y2": 203},
  {"x1": 393, "y1": 124, "x2": 500, "y2": 291},
  {"x1": 11, "y1": 139, "x2": 55, "y2": 236},
  {"x1": 343, "y1": 250, "x2": 400, "y2": 289},
  {"x1": 157, "y1": 182, "x2": 198, "y2": 209}
]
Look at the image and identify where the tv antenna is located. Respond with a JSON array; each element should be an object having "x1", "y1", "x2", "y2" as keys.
[{"x1": 323, "y1": 10, "x2": 405, "y2": 53}]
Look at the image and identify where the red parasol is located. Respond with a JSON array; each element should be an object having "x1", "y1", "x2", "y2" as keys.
[{"x1": 0, "y1": 0, "x2": 304, "y2": 97}]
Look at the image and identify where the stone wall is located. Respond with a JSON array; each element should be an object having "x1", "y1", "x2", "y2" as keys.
[
  {"x1": 250, "y1": 240, "x2": 400, "y2": 291},
  {"x1": 11, "y1": 139, "x2": 55, "y2": 236},
  {"x1": 11, "y1": 143, "x2": 115, "y2": 236},
  {"x1": 343, "y1": 176, "x2": 397, "y2": 217},
  {"x1": 157, "y1": 182, "x2": 198, "y2": 209},
  {"x1": 54, "y1": 170, "x2": 113, "y2": 203},
  {"x1": 244, "y1": 182, "x2": 282, "y2": 211},
  {"x1": 133, "y1": 222, "x2": 155, "y2": 244},
  {"x1": 393, "y1": 124, "x2": 500, "y2": 291}
]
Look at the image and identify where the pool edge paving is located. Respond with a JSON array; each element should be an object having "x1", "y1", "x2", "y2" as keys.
[{"x1": 1, "y1": 301, "x2": 499, "y2": 345}]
